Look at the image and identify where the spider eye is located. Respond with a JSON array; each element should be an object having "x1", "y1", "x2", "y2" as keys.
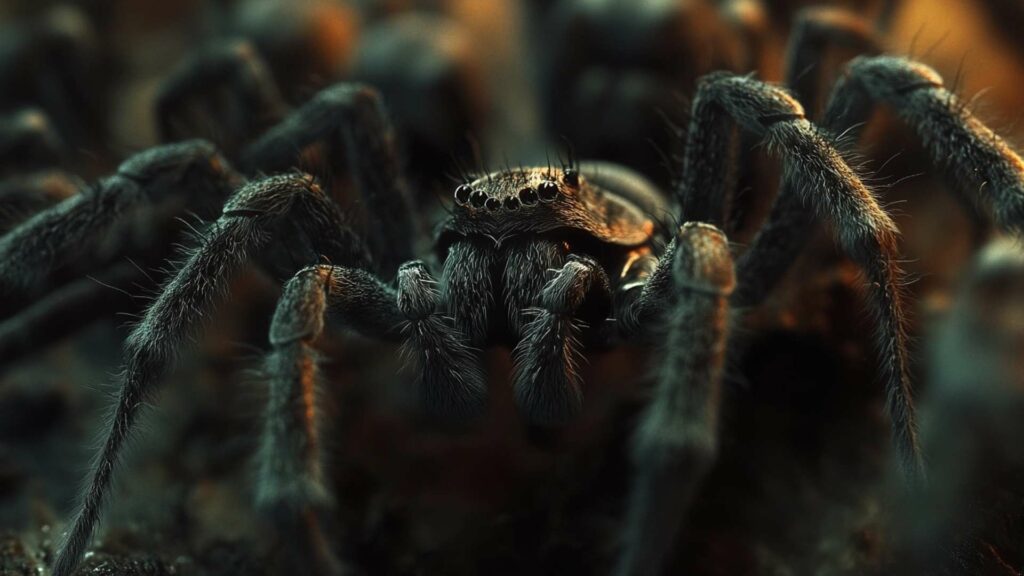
[
  {"x1": 454, "y1": 184, "x2": 472, "y2": 205},
  {"x1": 538, "y1": 180, "x2": 559, "y2": 202},
  {"x1": 503, "y1": 196, "x2": 521, "y2": 211},
  {"x1": 518, "y1": 187, "x2": 538, "y2": 205},
  {"x1": 562, "y1": 168, "x2": 579, "y2": 187},
  {"x1": 485, "y1": 197, "x2": 501, "y2": 211},
  {"x1": 469, "y1": 190, "x2": 487, "y2": 208}
]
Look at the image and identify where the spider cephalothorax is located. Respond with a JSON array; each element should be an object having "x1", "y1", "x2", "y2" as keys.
[{"x1": 3, "y1": 5, "x2": 1024, "y2": 576}]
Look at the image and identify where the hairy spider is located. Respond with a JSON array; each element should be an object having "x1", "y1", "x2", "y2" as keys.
[
  {"x1": 2, "y1": 4, "x2": 1023, "y2": 574},
  {"x1": 8, "y1": 34, "x2": 1015, "y2": 573}
]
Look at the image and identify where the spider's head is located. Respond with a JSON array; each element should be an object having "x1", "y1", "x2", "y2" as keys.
[
  {"x1": 116, "y1": 139, "x2": 245, "y2": 201},
  {"x1": 439, "y1": 165, "x2": 654, "y2": 250}
]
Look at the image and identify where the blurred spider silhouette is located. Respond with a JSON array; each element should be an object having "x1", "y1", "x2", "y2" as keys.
[{"x1": 1, "y1": 3, "x2": 1024, "y2": 576}]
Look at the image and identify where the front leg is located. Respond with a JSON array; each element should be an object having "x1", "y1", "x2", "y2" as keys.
[
  {"x1": 397, "y1": 261, "x2": 488, "y2": 418},
  {"x1": 616, "y1": 223, "x2": 735, "y2": 576},
  {"x1": 511, "y1": 253, "x2": 612, "y2": 426},
  {"x1": 259, "y1": 264, "x2": 402, "y2": 575}
]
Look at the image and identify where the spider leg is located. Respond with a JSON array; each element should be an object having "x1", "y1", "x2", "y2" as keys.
[
  {"x1": 786, "y1": 7, "x2": 882, "y2": 118},
  {"x1": 51, "y1": 174, "x2": 371, "y2": 576},
  {"x1": 156, "y1": 40, "x2": 288, "y2": 156},
  {"x1": 240, "y1": 83, "x2": 417, "y2": 275},
  {"x1": 0, "y1": 170, "x2": 79, "y2": 234},
  {"x1": 616, "y1": 222, "x2": 734, "y2": 576},
  {"x1": 398, "y1": 260, "x2": 488, "y2": 418},
  {"x1": 0, "y1": 140, "x2": 241, "y2": 293},
  {"x1": 511, "y1": 253, "x2": 612, "y2": 425},
  {"x1": 735, "y1": 54, "x2": 1024, "y2": 307},
  {"x1": 678, "y1": 73, "x2": 924, "y2": 479},
  {"x1": 439, "y1": 238, "x2": 499, "y2": 347},
  {"x1": 0, "y1": 261, "x2": 145, "y2": 367},
  {"x1": 256, "y1": 260, "x2": 485, "y2": 571},
  {"x1": 258, "y1": 264, "x2": 401, "y2": 575},
  {"x1": 732, "y1": 8, "x2": 882, "y2": 308},
  {"x1": 824, "y1": 55, "x2": 1024, "y2": 235}
]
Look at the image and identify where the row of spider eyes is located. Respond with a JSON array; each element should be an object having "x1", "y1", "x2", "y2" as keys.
[{"x1": 453, "y1": 169, "x2": 580, "y2": 212}]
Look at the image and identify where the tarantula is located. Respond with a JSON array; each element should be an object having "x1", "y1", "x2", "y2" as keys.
[{"x1": 2, "y1": 7, "x2": 1023, "y2": 576}]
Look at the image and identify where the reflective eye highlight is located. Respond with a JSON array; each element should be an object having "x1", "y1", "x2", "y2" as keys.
[
  {"x1": 562, "y1": 168, "x2": 579, "y2": 187},
  {"x1": 454, "y1": 184, "x2": 472, "y2": 205},
  {"x1": 469, "y1": 190, "x2": 487, "y2": 208},
  {"x1": 518, "y1": 187, "x2": 538, "y2": 205},
  {"x1": 538, "y1": 180, "x2": 559, "y2": 201}
]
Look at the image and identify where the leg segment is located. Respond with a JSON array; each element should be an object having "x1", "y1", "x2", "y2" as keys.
[
  {"x1": 616, "y1": 223, "x2": 735, "y2": 576},
  {"x1": 512, "y1": 254, "x2": 612, "y2": 426},
  {"x1": 785, "y1": 8, "x2": 881, "y2": 118},
  {"x1": 0, "y1": 140, "x2": 241, "y2": 293},
  {"x1": 0, "y1": 262, "x2": 145, "y2": 367},
  {"x1": 824, "y1": 55, "x2": 1024, "y2": 234},
  {"x1": 397, "y1": 261, "x2": 487, "y2": 418},
  {"x1": 734, "y1": 9, "x2": 881, "y2": 308},
  {"x1": 0, "y1": 170, "x2": 79, "y2": 233},
  {"x1": 502, "y1": 237, "x2": 567, "y2": 336},
  {"x1": 156, "y1": 40, "x2": 288, "y2": 157},
  {"x1": 440, "y1": 238, "x2": 499, "y2": 347},
  {"x1": 51, "y1": 174, "x2": 369, "y2": 576},
  {"x1": 240, "y1": 83, "x2": 417, "y2": 275},
  {"x1": 675, "y1": 72, "x2": 924, "y2": 479},
  {"x1": 258, "y1": 264, "x2": 402, "y2": 575}
]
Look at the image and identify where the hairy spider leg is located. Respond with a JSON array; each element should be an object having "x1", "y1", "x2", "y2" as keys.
[
  {"x1": 615, "y1": 223, "x2": 734, "y2": 576},
  {"x1": 826, "y1": 56, "x2": 1024, "y2": 235},
  {"x1": 734, "y1": 8, "x2": 882, "y2": 308},
  {"x1": 0, "y1": 262, "x2": 144, "y2": 367},
  {"x1": 50, "y1": 174, "x2": 370, "y2": 576},
  {"x1": 259, "y1": 264, "x2": 402, "y2": 575},
  {"x1": 156, "y1": 40, "x2": 289, "y2": 159},
  {"x1": 786, "y1": 7, "x2": 883, "y2": 119},
  {"x1": 511, "y1": 253, "x2": 613, "y2": 425},
  {"x1": 736, "y1": 55, "x2": 1024, "y2": 308},
  {"x1": 256, "y1": 258, "x2": 487, "y2": 571},
  {"x1": 0, "y1": 141, "x2": 241, "y2": 366},
  {"x1": 0, "y1": 170, "x2": 80, "y2": 234},
  {"x1": 396, "y1": 260, "x2": 488, "y2": 417},
  {"x1": 0, "y1": 140, "x2": 241, "y2": 294},
  {"x1": 699, "y1": 73, "x2": 921, "y2": 477}
]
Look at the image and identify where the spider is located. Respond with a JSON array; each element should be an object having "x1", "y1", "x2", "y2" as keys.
[
  {"x1": 2, "y1": 6, "x2": 1021, "y2": 576},
  {"x1": 13, "y1": 40, "x2": 1016, "y2": 575}
]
